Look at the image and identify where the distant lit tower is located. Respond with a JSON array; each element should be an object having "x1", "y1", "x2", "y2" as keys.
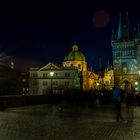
[
  {"x1": 111, "y1": 12, "x2": 140, "y2": 86},
  {"x1": 0, "y1": 53, "x2": 14, "y2": 70}
]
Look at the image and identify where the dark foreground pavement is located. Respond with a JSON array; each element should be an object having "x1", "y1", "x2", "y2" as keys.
[{"x1": 0, "y1": 103, "x2": 140, "y2": 140}]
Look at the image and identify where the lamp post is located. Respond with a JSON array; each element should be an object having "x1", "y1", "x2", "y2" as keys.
[
  {"x1": 50, "y1": 71, "x2": 54, "y2": 94},
  {"x1": 96, "y1": 82, "x2": 99, "y2": 90}
]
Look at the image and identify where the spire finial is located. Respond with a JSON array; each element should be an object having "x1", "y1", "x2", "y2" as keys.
[
  {"x1": 125, "y1": 11, "x2": 129, "y2": 40},
  {"x1": 72, "y1": 41, "x2": 78, "y2": 51}
]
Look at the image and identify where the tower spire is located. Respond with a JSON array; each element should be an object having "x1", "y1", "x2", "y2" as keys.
[
  {"x1": 117, "y1": 13, "x2": 122, "y2": 40},
  {"x1": 117, "y1": 12, "x2": 130, "y2": 40},
  {"x1": 126, "y1": 11, "x2": 129, "y2": 40}
]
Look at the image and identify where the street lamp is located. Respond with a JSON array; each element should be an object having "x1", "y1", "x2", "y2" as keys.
[
  {"x1": 96, "y1": 82, "x2": 99, "y2": 90},
  {"x1": 50, "y1": 71, "x2": 54, "y2": 94}
]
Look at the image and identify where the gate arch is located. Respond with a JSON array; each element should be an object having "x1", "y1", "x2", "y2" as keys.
[{"x1": 118, "y1": 78, "x2": 136, "y2": 89}]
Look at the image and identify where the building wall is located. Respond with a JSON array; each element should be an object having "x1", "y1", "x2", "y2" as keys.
[
  {"x1": 63, "y1": 60, "x2": 87, "y2": 72},
  {"x1": 103, "y1": 69, "x2": 114, "y2": 90},
  {"x1": 63, "y1": 60, "x2": 99, "y2": 91},
  {"x1": 112, "y1": 39, "x2": 140, "y2": 87},
  {"x1": 29, "y1": 65, "x2": 80, "y2": 95}
]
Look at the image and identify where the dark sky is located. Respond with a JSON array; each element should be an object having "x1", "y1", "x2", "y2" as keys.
[{"x1": 0, "y1": 1, "x2": 140, "y2": 71}]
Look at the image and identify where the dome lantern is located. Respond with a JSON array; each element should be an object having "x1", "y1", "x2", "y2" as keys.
[{"x1": 72, "y1": 44, "x2": 78, "y2": 51}]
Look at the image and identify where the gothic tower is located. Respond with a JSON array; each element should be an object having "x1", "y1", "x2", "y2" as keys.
[{"x1": 111, "y1": 12, "x2": 140, "y2": 87}]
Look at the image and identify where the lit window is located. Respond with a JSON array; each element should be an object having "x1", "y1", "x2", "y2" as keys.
[{"x1": 123, "y1": 67, "x2": 127, "y2": 74}]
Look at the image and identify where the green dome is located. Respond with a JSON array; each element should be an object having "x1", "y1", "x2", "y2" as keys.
[{"x1": 64, "y1": 44, "x2": 86, "y2": 61}]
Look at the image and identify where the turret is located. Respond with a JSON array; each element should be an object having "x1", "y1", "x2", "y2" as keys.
[{"x1": 117, "y1": 13, "x2": 122, "y2": 40}]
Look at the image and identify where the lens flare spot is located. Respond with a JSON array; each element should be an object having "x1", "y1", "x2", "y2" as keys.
[{"x1": 92, "y1": 10, "x2": 110, "y2": 28}]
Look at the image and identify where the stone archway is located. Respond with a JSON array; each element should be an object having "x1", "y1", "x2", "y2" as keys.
[{"x1": 118, "y1": 78, "x2": 134, "y2": 90}]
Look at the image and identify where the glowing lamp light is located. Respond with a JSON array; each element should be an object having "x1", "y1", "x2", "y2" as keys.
[
  {"x1": 135, "y1": 82, "x2": 138, "y2": 85},
  {"x1": 50, "y1": 72, "x2": 54, "y2": 77}
]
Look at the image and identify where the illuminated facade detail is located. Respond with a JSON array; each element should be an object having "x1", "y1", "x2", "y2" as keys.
[
  {"x1": 29, "y1": 43, "x2": 100, "y2": 93},
  {"x1": 29, "y1": 62, "x2": 80, "y2": 95},
  {"x1": 111, "y1": 12, "x2": 140, "y2": 88},
  {"x1": 103, "y1": 67, "x2": 114, "y2": 90},
  {"x1": 63, "y1": 43, "x2": 99, "y2": 91},
  {"x1": 87, "y1": 71, "x2": 99, "y2": 90}
]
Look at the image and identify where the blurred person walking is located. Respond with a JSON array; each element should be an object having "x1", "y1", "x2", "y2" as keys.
[
  {"x1": 124, "y1": 81, "x2": 135, "y2": 123},
  {"x1": 112, "y1": 84, "x2": 124, "y2": 122}
]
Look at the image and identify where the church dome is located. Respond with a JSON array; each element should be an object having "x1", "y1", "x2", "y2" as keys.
[{"x1": 64, "y1": 44, "x2": 86, "y2": 61}]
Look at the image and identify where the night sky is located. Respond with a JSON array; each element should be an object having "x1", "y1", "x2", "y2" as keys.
[{"x1": 0, "y1": 1, "x2": 140, "y2": 71}]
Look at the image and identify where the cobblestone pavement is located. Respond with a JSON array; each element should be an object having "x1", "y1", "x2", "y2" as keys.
[{"x1": 0, "y1": 104, "x2": 140, "y2": 140}]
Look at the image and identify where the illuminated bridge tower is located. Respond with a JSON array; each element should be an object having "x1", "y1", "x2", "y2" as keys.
[{"x1": 111, "y1": 12, "x2": 140, "y2": 87}]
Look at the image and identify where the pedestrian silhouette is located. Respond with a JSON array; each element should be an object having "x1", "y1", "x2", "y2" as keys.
[
  {"x1": 112, "y1": 84, "x2": 124, "y2": 122},
  {"x1": 124, "y1": 81, "x2": 135, "y2": 123}
]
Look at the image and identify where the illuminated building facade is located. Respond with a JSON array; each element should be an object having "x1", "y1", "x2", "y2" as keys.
[
  {"x1": 111, "y1": 12, "x2": 140, "y2": 88},
  {"x1": 63, "y1": 43, "x2": 99, "y2": 91},
  {"x1": 103, "y1": 67, "x2": 114, "y2": 90},
  {"x1": 29, "y1": 62, "x2": 80, "y2": 95},
  {"x1": 29, "y1": 43, "x2": 99, "y2": 94}
]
